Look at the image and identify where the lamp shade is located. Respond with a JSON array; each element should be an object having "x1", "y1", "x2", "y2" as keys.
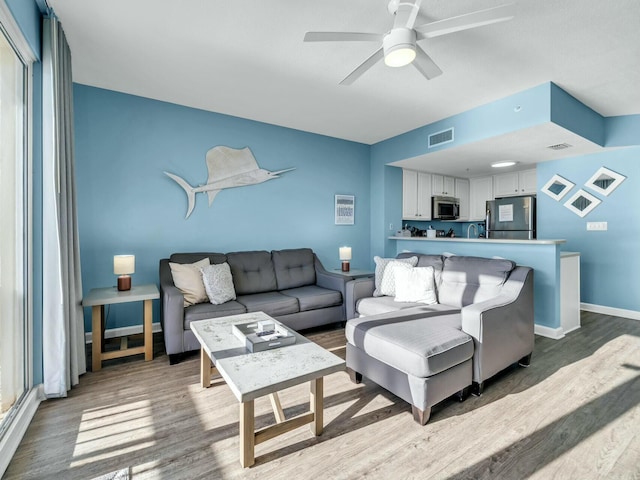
[
  {"x1": 114, "y1": 255, "x2": 135, "y2": 275},
  {"x1": 339, "y1": 247, "x2": 352, "y2": 261}
]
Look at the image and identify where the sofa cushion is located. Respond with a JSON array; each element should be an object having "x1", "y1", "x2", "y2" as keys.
[
  {"x1": 169, "y1": 258, "x2": 210, "y2": 307},
  {"x1": 170, "y1": 252, "x2": 227, "y2": 265},
  {"x1": 373, "y1": 256, "x2": 418, "y2": 296},
  {"x1": 272, "y1": 248, "x2": 316, "y2": 290},
  {"x1": 357, "y1": 296, "x2": 458, "y2": 317},
  {"x1": 235, "y1": 292, "x2": 299, "y2": 316},
  {"x1": 346, "y1": 314, "x2": 473, "y2": 378},
  {"x1": 396, "y1": 253, "x2": 445, "y2": 288},
  {"x1": 201, "y1": 262, "x2": 236, "y2": 305},
  {"x1": 280, "y1": 285, "x2": 342, "y2": 312},
  {"x1": 183, "y1": 301, "x2": 247, "y2": 329},
  {"x1": 438, "y1": 256, "x2": 516, "y2": 308},
  {"x1": 226, "y1": 250, "x2": 277, "y2": 295}
]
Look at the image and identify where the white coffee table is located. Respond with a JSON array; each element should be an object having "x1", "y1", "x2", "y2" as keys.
[{"x1": 190, "y1": 312, "x2": 345, "y2": 468}]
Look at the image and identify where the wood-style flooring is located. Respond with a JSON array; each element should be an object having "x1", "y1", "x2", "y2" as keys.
[{"x1": 5, "y1": 311, "x2": 640, "y2": 479}]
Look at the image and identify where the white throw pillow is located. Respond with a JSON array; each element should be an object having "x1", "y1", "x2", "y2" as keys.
[
  {"x1": 379, "y1": 261, "x2": 415, "y2": 297},
  {"x1": 201, "y1": 262, "x2": 236, "y2": 305},
  {"x1": 169, "y1": 258, "x2": 210, "y2": 307},
  {"x1": 394, "y1": 266, "x2": 438, "y2": 304},
  {"x1": 373, "y1": 256, "x2": 418, "y2": 296}
]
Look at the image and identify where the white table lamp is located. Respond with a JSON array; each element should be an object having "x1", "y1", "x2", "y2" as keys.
[
  {"x1": 339, "y1": 246, "x2": 352, "y2": 272},
  {"x1": 114, "y1": 255, "x2": 135, "y2": 291}
]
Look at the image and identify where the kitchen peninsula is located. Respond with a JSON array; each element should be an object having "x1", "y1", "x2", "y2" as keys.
[{"x1": 389, "y1": 235, "x2": 572, "y2": 339}]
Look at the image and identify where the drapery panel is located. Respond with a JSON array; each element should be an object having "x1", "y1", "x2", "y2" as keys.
[{"x1": 42, "y1": 17, "x2": 86, "y2": 397}]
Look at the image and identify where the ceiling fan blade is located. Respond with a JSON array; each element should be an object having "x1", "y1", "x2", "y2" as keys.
[
  {"x1": 414, "y1": 3, "x2": 515, "y2": 39},
  {"x1": 304, "y1": 32, "x2": 383, "y2": 42},
  {"x1": 393, "y1": 0, "x2": 422, "y2": 29},
  {"x1": 412, "y1": 45, "x2": 443, "y2": 80},
  {"x1": 339, "y1": 47, "x2": 384, "y2": 86}
]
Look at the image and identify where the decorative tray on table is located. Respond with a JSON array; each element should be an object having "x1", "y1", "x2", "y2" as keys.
[{"x1": 232, "y1": 319, "x2": 296, "y2": 353}]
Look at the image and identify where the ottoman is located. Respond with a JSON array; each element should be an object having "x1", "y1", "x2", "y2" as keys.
[{"x1": 346, "y1": 313, "x2": 474, "y2": 425}]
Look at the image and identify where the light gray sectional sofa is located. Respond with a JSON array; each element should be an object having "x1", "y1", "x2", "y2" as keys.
[
  {"x1": 345, "y1": 253, "x2": 534, "y2": 425},
  {"x1": 160, "y1": 248, "x2": 347, "y2": 363}
]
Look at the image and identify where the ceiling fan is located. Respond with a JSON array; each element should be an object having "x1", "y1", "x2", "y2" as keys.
[{"x1": 303, "y1": 0, "x2": 515, "y2": 85}]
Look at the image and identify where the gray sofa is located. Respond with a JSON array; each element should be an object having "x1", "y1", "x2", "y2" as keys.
[
  {"x1": 160, "y1": 248, "x2": 347, "y2": 363},
  {"x1": 345, "y1": 253, "x2": 534, "y2": 425}
]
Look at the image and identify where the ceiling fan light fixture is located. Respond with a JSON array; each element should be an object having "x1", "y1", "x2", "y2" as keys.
[{"x1": 383, "y1": 28, "x2": 416, "y2": 67}]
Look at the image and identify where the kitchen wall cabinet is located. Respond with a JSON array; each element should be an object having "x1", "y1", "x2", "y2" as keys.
[
  {"x1": 432, "y1": 174, "x2": 455, "y2": 196},
  {"x1": 402, "y1": 170, "x2": 432, "y2": 220},
  {"x1": 469, "y1": 176, "x2": 493, "y2": 221},
  {"x1": 455, "y1": 178, "x2": 470, "y2": 221},
  {"x1": 493, "y1": 169, "x2": 537, "y2": 197}
]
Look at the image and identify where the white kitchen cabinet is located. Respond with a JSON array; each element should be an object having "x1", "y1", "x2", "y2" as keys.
[
  {"x1": 469, "y1": 176, "x2": 493, "y2": 221},
  {"x1": 493, "y1": 169, "x2": 537, "y2": 197},
  {"x1": 455, "y1": 178, "x2": 470, "y2": 221},
  {"x1": 402, "y1": 170, "x2": 432, "y2": 220},
  {"x1": 432, "y1": 174, "x2": 455, "y2": 196}
]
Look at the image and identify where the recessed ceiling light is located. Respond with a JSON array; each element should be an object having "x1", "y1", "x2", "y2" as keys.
[{"x1": 491, "y1": 161, "x2": 518, "y2": 168}]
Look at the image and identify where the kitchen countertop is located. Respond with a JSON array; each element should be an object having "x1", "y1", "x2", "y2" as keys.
[{"x1": 389, "y1": 236, "x2": 566, "y2": 245}]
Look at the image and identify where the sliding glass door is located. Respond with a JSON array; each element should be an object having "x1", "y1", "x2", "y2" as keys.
[{"x1": 0, "y1": 21, "x2": 28, "y2": 431}]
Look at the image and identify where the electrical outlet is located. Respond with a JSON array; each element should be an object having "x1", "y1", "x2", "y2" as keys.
[
  {"x1": 389, "y1": 223, "x2": 394, "y2": 231},
  {"x1": 586, "y1": 222, "x2": 608, "y2": 231}
]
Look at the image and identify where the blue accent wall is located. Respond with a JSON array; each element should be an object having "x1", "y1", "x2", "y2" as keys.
[
  {"x1": 537, "y1": 147, "x2": 640, "y2": 311},
  {"x1": 73, "y1": 85, "x2": 372, "y2": 331}
]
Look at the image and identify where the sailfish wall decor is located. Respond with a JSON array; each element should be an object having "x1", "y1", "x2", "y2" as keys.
[{"x1": 165, "y1": 146, "x2": 295, "y2": 219}]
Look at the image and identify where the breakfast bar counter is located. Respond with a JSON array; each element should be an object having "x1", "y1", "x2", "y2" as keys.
[{"x1": 389, "y1": 236, "x2": 566, "y2": 245}]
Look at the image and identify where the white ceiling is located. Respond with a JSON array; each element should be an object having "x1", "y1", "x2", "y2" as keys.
[{"x1": 49, "y1": 0, "x2": 640, "y2": 150}]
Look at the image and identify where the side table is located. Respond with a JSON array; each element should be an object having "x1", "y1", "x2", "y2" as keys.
[
  {"x1": 331, "y1": 269, "x2": 374, "y2": 279},
  {"x1": 82, "y1": 284, "x2": 159, "y2": 371}
]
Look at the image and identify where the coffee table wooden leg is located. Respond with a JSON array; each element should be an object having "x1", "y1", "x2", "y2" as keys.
[
  {"x1": 200, "y1": 348, "x2": 212, "y2": 388},
  {"x1": 143, "y1": 299, "x2": 153, "y2": 361},
  {"x1": 269, "y1": 393, "x2": 285, "y2": 423},
  {"x1": 240, "y1": 400, "x2": 255, "y2": 468},
  {"x1": 91, "y1": 305, "x2": 102, "y2": 372},
  {"x1": 310, "y1": 377, "x2": 323, "y2": 436}
]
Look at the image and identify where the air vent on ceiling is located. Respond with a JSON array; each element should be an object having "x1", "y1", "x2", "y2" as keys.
[
  {"x1": 428, "y1": 128, "x2": 454, "y2": 148},
  {"x1": 547, "y1": 143, "x2": 572, "y2": 150}
]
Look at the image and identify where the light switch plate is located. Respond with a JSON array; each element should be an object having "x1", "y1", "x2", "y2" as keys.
[{"x1": 586, "y1": 222, "x2": 608, "y2": 231}]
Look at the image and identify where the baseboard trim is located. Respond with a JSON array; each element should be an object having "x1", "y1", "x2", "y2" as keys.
[
  {"x1": 84, "y1": 322, "x2": 163, "y2": 344},
  {"x1": 0, "y1": 384, "x2": 44, "y2": 477},
  {"x1": 581, "y1": 303, "x2": 640, "y2": 321},
  {"x1": 534, "y1": 324, "x2": 565, "y2": 340}
]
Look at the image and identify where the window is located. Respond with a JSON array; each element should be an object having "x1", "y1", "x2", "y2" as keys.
[{"x1": 0, "y1": 21, "x2": 28, "y2": 433}]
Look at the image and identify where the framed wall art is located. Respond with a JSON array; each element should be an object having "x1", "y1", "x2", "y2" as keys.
[{"x1": 335, "y1": 195, "x2": 355, "y2": 225}]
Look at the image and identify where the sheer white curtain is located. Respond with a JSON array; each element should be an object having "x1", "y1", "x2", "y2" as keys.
[{"x1": 42, "y1": 17, "x2": 86, "y2": 397}]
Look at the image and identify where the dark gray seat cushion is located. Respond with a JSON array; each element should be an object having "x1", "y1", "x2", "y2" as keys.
[
  {"x1": 346, "y1": 313, "x2": 472, "y2": 378},
  {"x1": 280, "y1": 285, "x2": 342, "y2": 312},
  {"x1": 183, "y1": 301, "x2": 247, "y2": 329},
  {"x1": 226, "y1": 250, "x2": 277, "y2": 295},
  {"x1": 236, "y1": 292, "x2": 299, "y2": 316},
  {"x1": 272, "y1": 248, "x2": 316, "y2": 290},
  {"x1": 438, "y1": 256, "x2": 516, "y2": 307}
]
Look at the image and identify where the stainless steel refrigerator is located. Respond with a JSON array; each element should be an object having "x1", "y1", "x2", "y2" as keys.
[{"x1": 486, "y1": 196, "x2": 536, "y2": 240}]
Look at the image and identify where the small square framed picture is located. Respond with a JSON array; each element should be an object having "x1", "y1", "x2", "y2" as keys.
[{"x1": 335, "y1": 195, "x2": 355, "y2": 225}]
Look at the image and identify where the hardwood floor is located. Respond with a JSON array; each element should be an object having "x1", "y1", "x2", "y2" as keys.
[{"x1": 5, "y1": 312, "x2": 640, "y2": 479}]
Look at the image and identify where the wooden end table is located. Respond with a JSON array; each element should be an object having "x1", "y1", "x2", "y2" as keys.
[
  {"x1": 82, "y1": 284, "x2": 159, "y2": 371},
  {"x1": 190, "y1": 312, "x2": 345, "y2": 468}
]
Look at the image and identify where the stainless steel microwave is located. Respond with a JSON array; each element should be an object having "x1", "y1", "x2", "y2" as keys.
[{"x1": 432, "y1": 196, "x2": 460, "y2": 220}]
